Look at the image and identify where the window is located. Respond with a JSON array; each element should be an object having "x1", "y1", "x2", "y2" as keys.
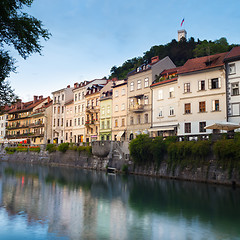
[
  {"x1": 66, "y1": 120, "x2": 68, "y2": 127},
  {"x1": 169, "y1": 87, "x2": 174, "y2": 98},
  {"x1": 107, "y1": 106, "x2": 110, "y2": 114},
  {"x1": 62, "y1": 94, "x2": 64, "y2": 101},
  {"x1": 57, "y1": 119, "x2": 60, "y2": 127},
  {"x1": 115, "y1": 119, "x2": 118, "y2": 127},
  {"x1": 144, "y1": 78, "x2": 149, "y2": 88},
  {"x1": 199, "y1": 122, "x2": 206, "y2": 133},
  {"x1": 232, "y1": 83, "x2": 239, "y2": 96},
  {"x1": 144, "y1": 96, "x2": 148, "y2": 105},
  {"x1": 61, "y1": 118, "x2": 63, "y2": 126},
  {"x1": 144, "y1": 114, "x2": 148, "y2": 123},
  {"x1": 78, "y1": 93, "x2": 81, "y2": 100},
  {"x1": 107, "y1": 120, "x2": 110, "y2": 129},
  {"x1": 232, "y1": 103, "x2": 240, "y2": 116},
  {"x1": 82, "y1": 117, "x2": 84, "y2": 125},
  {"x1": 137, "y1": 115, "x2": 141, "y2": 124},
  {"x1": 185, "y1": 123, "x2": 191, "y2": 133},
  {"x1": 96, "y1": 98, "x2": 99, "y2": 106},
  {"x1": 199, "y1": 101, "x2": 206, "y2": 112},
  {"x1": 130, "y1": 117, "x2": 134, "y2": 125},
  {"x1": 212, "y1": 100, "x2": 219, "y2": 111},
  {"x1": 115, "y1": 90, "x2": 118, "y2": 97},
  {"x1": 75, "y1": 106, "x2": 77, "y2": 113},
  {"x1": 184, "y1": 103, "x2": 191, "y2": 114},
  {"x1": 121, "y1": 103, "x2": 125, "y2": 111},
  {"x1": 53, "y1": 119, "x2": 56, "y2": 127},
  {"x1": 78, "y1": 118, "x2": 80, "y2": 125},
  {"x1": 209, "y1": 78, "x2": 221, "y2": 89},
  {"x1": 66, "y1": 132, "x2": 68, "y2": 141},
  {"x1": 115, "y1": 105, "x2": 119, "y2": 112},
  {"x1": 130, "y1": 82, "x2": 134, "y2": 91},
  {"x1": 78, "y1": 105, "x2": 81, "y2": 112},
  {"x1": 58, "y1": 106, "x2": 60, "y2": 114},
  {"x1": 70, "y1": 120, "x2": 72, "y2": 127},
  {"x1": 122, "y1": 88, "x2": 125, "y2": 95},
  {"x1": 137, "y1": 80, "x2": 141, "y2": 89},
  {"x1": 54, "y1": 107, "x2": 56, "y2": 114},
  {"x1": 158, "y1": 90, "x2": 163, "y2": 100},
  {"x1": 96, "y1": 113, "x2": 98, "y2": 121},
  {"x1": 184, "y1": 83, "x2": 190, "y2": 93},
  {"x1": 229, "y1": 63, "x2": 236, "y2": 74},
  {"x1": 169, "y1": 107, "x2": 174, "y2": 116},
  {"x1": 75, "y1": 94, "x2": 77, "y2": 101},
  {"x1": 198, "y1": 80, "x2": 205, "y2": 91},
  {"x1": 102, "y1": 121, "x2": 105, "y2": 129},
  {"x1": 82, "y1": 104, "x2": 84, "y2": 112},
  {"x1": 82, "y1": 92, "x2": 84, "y2": 99},
  {"x1": 74, "y1": 119, "x2": 77, "y2": 126},
  {"x1": 122, "y1": 118, "x2": 125, "y2": 126},
  {"x1": 159, "y1": 109, "x2": 163, "y2": 117}
]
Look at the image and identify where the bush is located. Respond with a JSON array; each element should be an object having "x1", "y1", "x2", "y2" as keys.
[
  {"x1": 129, "y1": 134, "x2": 153, "y2": 164},
  {"x1": 46, "y1": 144, "x2": 57, "y2": 153},
  {"x1": 77, "y1": 146, "x2": 86, "y2": 153},
  {"x1": 58, "y1": 143, "x2": 69, "y2": 153},
  {"x1": 121, "y1": 164, "x2": 128, "y2": 174},
  {"x1": 29, "y1": 146, "x2": 40, "y2": 153},
  {"x1": 5, "y1": 147, "x2": 16, "y2": 154},
  {"x1": 151, "y1": 136, "x2": 166, "y2": 165},
  {"x1": 85, "y1": 146, "x2": 92, "y2": 156},
  {"x1": 16, "y1": 147, "x2": 28, "y2": 152}
]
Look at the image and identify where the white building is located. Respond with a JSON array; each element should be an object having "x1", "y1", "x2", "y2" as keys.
[
  {"x1": 0, "y1": 106, "x2": 10, "y2": 143},
  {"x1": 52, "y1": 85, "x2": 74, "y2": 144},
  {"x1": 224, "y1": 46, "x2": 240, "y2": 127},
  {"x1": 177, "y1": 52, "x2": 227, "y2": 136},
  {"x1": 150, "y1": 67, "x2": 180, "y2": 137}
]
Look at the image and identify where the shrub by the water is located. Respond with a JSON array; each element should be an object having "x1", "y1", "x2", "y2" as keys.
[
  {"x1": 46, "y1": 144, "x2": 57, "y2": 153},
  {"x1": 5, "y1": 147, "x2": 16, "y2": 154},
  {"x1": 58, "y1": 143, "x2": 69, "y2": 153}
]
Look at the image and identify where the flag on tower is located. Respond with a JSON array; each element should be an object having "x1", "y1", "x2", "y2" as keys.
[{"x1": 181, "y1": 18, "x2": 184, "y2": 27}]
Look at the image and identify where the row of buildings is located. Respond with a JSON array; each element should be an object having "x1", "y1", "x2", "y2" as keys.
[{"x1": 0, "y1": 44, "x2": 240, "y2": 145}]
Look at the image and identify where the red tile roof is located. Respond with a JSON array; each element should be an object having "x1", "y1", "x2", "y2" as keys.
[
  {"x1": 151, "y1": 78, "x2": 178, "y2": 87},
  {"x1": 224, "y1": 46, "x2": 240, "y2": 61},
  {"x1": 178, "y1": 52, "x2": 227, "y2": 74},
  {"x1": 161, "y1": 67, "x2": 181, "y2": 75}
]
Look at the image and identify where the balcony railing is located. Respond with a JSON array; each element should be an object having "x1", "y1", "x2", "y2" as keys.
[{"x1": 129, "y1": 104, "x2": 144, "y2": 112}]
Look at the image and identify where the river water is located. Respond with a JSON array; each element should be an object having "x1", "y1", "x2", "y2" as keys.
[{"x1": 0, "y1": 162, "x2": 239, "y2": 240}]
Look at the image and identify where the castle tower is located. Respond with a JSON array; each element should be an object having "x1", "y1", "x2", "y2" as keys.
[{"x1": 178, "y1": 29, "x2": 187, "y2": 41}]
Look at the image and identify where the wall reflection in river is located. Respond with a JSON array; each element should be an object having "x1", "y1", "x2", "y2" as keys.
[{"x1": 0, "y1": 162, "x2": 239, "y2": 240}]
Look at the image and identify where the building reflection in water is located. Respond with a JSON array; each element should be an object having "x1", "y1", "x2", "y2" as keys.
[{"x1": 0, "y1": 162, "x2": 240, "y2": 240}]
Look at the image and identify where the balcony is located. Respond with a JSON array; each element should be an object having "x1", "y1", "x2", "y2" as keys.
[
  {"x1": 29, "y1": 121, "x2": 44, "y2": 128},
  {"x1": 6, "y1": 123, "x2": 29, "y2": 130},
  {"x1": 129, "y1": 104, "x2": 144, "y2": 112},
  {"x1": 5, "y1": 133, "x2": 33, "y2": 139}
]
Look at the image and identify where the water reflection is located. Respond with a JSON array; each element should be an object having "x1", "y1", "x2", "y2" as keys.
[{"x1": 0, "y1": 162, "x2": 239, "y2": 240}]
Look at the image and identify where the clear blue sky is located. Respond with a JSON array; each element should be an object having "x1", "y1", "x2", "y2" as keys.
[{"x1": 8, "y1": 0, "x2": 240, "y2": 101}]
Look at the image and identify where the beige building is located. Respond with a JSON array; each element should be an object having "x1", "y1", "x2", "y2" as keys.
[
  {"x1": 64, "y1": 100, "x2": 74, "y2": 143},
  {"x1": 177, "y1": 52, "x2": 227, "y2": 136},
  {"x1": 150, "y1": 68, "x2": 179, "y2": 137},
  {"x1": 112, "y1": 80, "x2": 127, "y2": 141},
  {"x1": 85, "y1": 83, "x2": 106, "y2": 142},
  {"x1": 72, "y1": 79, "x2": 107, "y2": 143},
  {"x1": 127, "y1": 56, "x2": 175, "y2": 140},
  {"x1": 52, "y1": 85, "x2": 73, "y2": 144}
]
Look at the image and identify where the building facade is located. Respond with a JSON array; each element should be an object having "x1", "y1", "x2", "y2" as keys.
[
  {"x1": 127, "y1": 56, "x2": 175, "y2": 140},
  {"x1": 177, "y1": 53, "x2": 227, "y2": 136},
  {"x1": 112, "y1": 80, "x2": 127, "y2": 141},
  {"x1": 52, "y1": 85, "x2": 73, "y2": 144}
]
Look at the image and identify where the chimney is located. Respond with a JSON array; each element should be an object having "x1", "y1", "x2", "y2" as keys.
[
  {"x1": 33, "y1": 95, "x2": 38, "y2": 103},
  {"x1": 74, "y1": 82, "x2": 78, "y2": 88},
  {"x1": 39, "y1": 95, "x2": 43, "y2": 100},
  {"x1": 67, "y1": 85, "x2": 70, "y2": 88},
  {"x1": 16, "y1": 99, "x2": 22, "y2": 109},
  {"x1": 151, "y1": 56, "x2": 159, "y2": 64},
  {"x1": 112, "y1": 77, "x2": 118, "y2": 81},
  {"x1": 47, "y1": 96, "x2": 51, "y2": 103}
]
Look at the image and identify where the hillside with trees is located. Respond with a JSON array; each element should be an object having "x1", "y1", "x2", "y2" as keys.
[{"x1": 109, "y1": 37, "x2": 238, "y2": 79}]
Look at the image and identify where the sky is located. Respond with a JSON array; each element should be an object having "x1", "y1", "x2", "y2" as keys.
[{"x1": 7, "y1": 0, "x2": 240, "y2": 101}]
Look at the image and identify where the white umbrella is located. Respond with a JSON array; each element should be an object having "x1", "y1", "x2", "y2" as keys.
[{"x1": 204, "y1": 122, "x2": 240, "y2": 131}]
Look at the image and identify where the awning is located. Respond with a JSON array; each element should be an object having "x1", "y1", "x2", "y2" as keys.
[
  {"x1": 205, "y1": 122, "x2": 240, "y2": 131},
  {"x1": 149, "y1": 126, "x2": 176, "y2": 132},
  {"x1": 116, "y1": 131, "x2": 125, "y2": 140},
  {"x1": 8, "y1": 138, "x2": 27, "y2": 142}
]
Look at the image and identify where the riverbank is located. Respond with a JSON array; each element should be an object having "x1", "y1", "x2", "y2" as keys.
[{"x1": 0, "y1": 148, "x2": 239, "y2": 187}]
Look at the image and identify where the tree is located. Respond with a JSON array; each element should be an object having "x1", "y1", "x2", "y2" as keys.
[{"x1": 0, "y1": 0, "x2": 50, "y2": 106}]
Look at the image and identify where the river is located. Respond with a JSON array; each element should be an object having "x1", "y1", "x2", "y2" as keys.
[{"x1": 0, "y1": 162, "x2": 239, "y2": 240}]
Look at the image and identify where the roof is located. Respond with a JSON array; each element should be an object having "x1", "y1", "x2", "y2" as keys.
[
  {"x1": 8, "y1": 98, "x2": 48, "y2": 114},
  {"x1": 178, "y1": 52, "x2": 227, "y2": 74},
  {"x1": 161, "y1": 66, "x2": 181, "y2": 75},
  {"x1": 150, "y1": 78, "x2": 178, "y2": 88},
  {"x1": 224, "y1": 46, "x2": 240, "y2": 62},
  {"x1": 65, "y1": 99, "x2": 74, "y2": 106}
]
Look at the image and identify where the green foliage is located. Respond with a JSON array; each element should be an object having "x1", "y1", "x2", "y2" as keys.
[
  {"x1": 58, "y1": 143, "x2": 69, "y2": 153},
  {"x1": 129, "y1": 134, "x2": 153, "y2": 164},
  {"x1": 68, "y1": 143, "x2": 78, "y2": 151},
  {"x1": 151, "y1": 136, "x2": 166, "y2": 165},
  {"x1": 121, "y1": 164, "x2": 128, "y2": 174},
  {"x1": 109, "y1": 37, "x2": 237, "y2": 80},
  {"x1": 29, "y1": 147, "x2": 40, "y2": 153},
  {"x1": 16, "y1": 147, "x2": 28, "y2": 152},
  {"x1": 85, "y1": 146, "x2": 92, "y2": 156},
  {"x1": 5, "y1": 147, "x2": 16, "y2": 154},
  {"x1": 0, "y1": 0, "x2": 50, "y2": 105},
  {"x1": 77, "y1": 145, "x2": 92, "y2": 156},
  {"x1": 46, "y1": 144, "x2": 57, "y2": 153}
]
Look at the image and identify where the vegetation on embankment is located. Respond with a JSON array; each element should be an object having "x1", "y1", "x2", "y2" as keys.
[
  {"x1": 5, "y1": 143, "x2": 92, "y2": 156},
  {"x1": 129, "y1": 134, "x2": 240, "y2": 176}
]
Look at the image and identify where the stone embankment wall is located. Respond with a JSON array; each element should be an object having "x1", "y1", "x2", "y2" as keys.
[{"x1": 0, "y1": 142, "x2": 239, "y2": 187}]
